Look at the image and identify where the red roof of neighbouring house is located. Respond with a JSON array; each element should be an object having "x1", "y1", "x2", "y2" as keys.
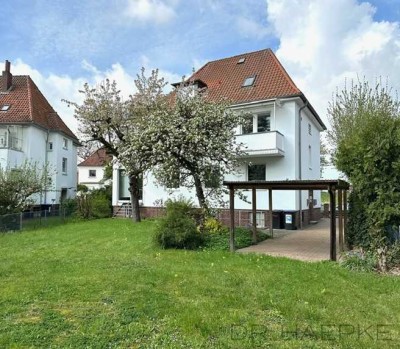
[
  {"x1": 0, "y1": 64, "x2": 78, "y2": 141},
  {"x1": 78, "y1": 148, "x2": 112, "y2": 167},
  {"x1": 174, "y1": 49, "x2": 326, "y2": 129}
]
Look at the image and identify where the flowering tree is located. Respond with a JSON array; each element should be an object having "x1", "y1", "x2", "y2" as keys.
[
  {"x1": 145, "y1": 84, "x2": 245, "y2": 213},
  {"x1": 64, "y1": 69, "x2": 167, "y2": 222},
  {"x1": 0, "y1": 162, "x2": 49, "y2": 215}
]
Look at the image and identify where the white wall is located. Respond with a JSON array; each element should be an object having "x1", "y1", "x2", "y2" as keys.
[{"x1": 78, "y1": 165, "x2": 108, "y2": 190}]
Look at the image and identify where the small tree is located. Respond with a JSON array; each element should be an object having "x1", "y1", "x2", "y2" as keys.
[
  {"x1": 0, "y1": 162, "x2": 49, "y2": 215},
  {"x1": 145, "y1": 83, "x2": 245, "y2": 213},
  {"x1": 64, "y1": 69, "x2": 167, "y2": 222},
  {"x1": 328, "y1": 79, "x2": 400, "y2": 253}
]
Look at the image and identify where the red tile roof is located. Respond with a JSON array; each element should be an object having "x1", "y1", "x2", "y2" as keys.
[
  {"x1": 0, "y1": 74, "x2": 78, "y2": 140},
  {"x1": 178, "y1": 49, "x2": 326, "y2": 129},
  {"x1": 78, "y1": 148, "x2": 112, "y2": 167}
]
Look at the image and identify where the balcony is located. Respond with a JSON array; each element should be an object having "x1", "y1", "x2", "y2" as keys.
[
  {"x1": 236, "y1": 131, "x2": 284, "y2": 157},
  {"x1": 0, "y1": 134, "x2": 22, "y2": 151}
]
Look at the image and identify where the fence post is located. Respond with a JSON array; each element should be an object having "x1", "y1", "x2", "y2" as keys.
[
  {"x1": 44, "y1": 209, "x2": 47, "y2": 226},
  {"x1": 20, "y1": 212, "x2": 23, "y2": 231}
]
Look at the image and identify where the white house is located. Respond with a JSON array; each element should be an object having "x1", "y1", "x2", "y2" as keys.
[
  {"x1": 0, "y1": 60, "x2": 79, "y2": 205},
  {"x1": 112, "y1": 49, "x2": 326, "y2": 227},
  {"x1": 78, "y1": 148, "x2": 112, "y2": 190}
]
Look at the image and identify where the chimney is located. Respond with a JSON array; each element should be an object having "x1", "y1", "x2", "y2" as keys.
[{"x1": 2, "y1": 60, "x2": 12, "y2": 92}]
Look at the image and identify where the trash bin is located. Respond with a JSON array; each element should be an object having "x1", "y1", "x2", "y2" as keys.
[
  {"x1": 284, "y1": 210, "x2": 297, "y2": 230},
  {"x1": 272, "y1": 210, "x2": 284, "y2": 229}
]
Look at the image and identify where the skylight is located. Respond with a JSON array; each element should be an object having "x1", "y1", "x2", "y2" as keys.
[
  {"x1": 237, "y1": 57, "x2": 246, "y2": 64},
  {"x1": 1, "y1": 105, "x2": 10, "y2": 111},
  {"x1": 242, "y1": 76, "x2": 256, "y2": 87}
]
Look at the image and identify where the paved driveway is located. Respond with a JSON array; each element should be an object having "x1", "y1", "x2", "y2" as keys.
[{"x1": 238, "y1": 218, "x2": 336, "y2": 262}]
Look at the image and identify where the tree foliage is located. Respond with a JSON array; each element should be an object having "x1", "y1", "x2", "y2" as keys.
[
  {"x1": 0, "y1": 162, "x2": 49, "y2": 215},
  {"x1": 143, "y1": 83, "x2": 245, "y2": 213},
  {"x1": 64, "y1": 69, "x2": 167, "y2": 222},
  {"x1": 328, "y1": 79, "x2": 400, "y2": 250}
]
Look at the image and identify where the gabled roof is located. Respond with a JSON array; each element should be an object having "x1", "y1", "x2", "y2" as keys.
[
  {"x1": 0, "y1": 73, "x2": 78, "y2": 141},
  {"x1": 78, "y1": 148, "x2": 112, "y2": 167},
  {"x1": 179, "y1": 49, "x2": 326, "y2": 129}
]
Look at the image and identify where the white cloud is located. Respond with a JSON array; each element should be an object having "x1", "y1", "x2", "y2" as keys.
[
  {"x1": 236, "y1": 17, "x2": 270, "y2": 40},
  {"x1": 266, "y1": 0, "x2": 400, "y2": 128},
  {"x1": 125, "y1": 0, "x2": 176, "y2": 24}
]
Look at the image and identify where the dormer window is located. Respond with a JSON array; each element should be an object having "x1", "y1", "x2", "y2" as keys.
[
  {"x1": 242, "y1": 75, "x2": 256, "y2": 87},
  {"x1": 1, "y1": 105, "x2": 10, "y2": 111},
  {"x1": 237, "y1": 57, "x2": 246, "y2": 64}
]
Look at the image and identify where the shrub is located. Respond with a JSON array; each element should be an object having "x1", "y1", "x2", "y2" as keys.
[
  {"x1": 204, "y1": 226, "x2": 269, "y2": 251},
  {"x1": 340, "y1": 250, "x2": 377, "y2": 272},
  {"x1": 203, "y1": 217, "x2": 226, "y2": 234},
  {"x1": 91, "y1": 192, "x2": 112, "y2": 218},
  {"x1": 60, "y1": 198, "x2": 78, "y2": 216},
  {"x1": 154, "y1": 198, "x2": 204, "y2": 250},
  {"x1": 386, "y1": 242, "x2": 400, "y2": 269}
]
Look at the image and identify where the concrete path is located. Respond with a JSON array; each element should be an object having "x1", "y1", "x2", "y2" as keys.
[{"x1": 238, "y1": 218, "x2": 335, "y2": 262}]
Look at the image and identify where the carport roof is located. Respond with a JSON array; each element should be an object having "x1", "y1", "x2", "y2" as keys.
[{"x1": 223, "y1": 179, "x2": 350, "y2": 190}]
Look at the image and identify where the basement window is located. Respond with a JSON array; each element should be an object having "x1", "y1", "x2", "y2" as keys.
[
  {"x1": 1, "y1": 105, "x2": 10, "y2": 111},
  {"x1": 242, "y1": 75, "x2": 256, "y2": 87}
]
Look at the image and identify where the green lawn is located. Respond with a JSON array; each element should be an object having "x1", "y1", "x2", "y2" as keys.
[{"x1": 1, "y1": 219, "x2": 399, "y2": 348}]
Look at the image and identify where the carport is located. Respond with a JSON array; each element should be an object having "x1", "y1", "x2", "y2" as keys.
[{"x1": 223, "y1": 179, "x2": 350, "y2": 261}]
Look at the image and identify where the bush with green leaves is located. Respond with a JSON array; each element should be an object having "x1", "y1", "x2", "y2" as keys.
[
  {"x1": 204, "y1": 226, "x2": 270, "y2": 251},
  {"x1": 60, "y1": 198, "x2": 78, "y2": 216},
  {"x1": 340, "y1": 250, "x2": 377, "y2": 272},
  {"x1": 76, "y1": 187, "x2": 112, "y2": 219},
  {"x1": 154, "y1": 198, "x2": 204, "y2": 249}
]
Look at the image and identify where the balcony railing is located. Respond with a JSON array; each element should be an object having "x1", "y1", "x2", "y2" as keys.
[
  {"x1": 236, "y1": 130, "x2": 284, "y2": 157},
  {"x1": 0, "y1": 134, "x2": 23, "y2": 151}
]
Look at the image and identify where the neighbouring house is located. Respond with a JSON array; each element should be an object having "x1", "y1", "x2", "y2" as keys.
[
  {"x1": 78, "y1": 148, "x2": 112, "y2": 190},
  {"x1": 0, "y1": 60, "x2": 79, "y2": 205},
  {"x1": 112, "y1": 49, "x2": 326, "y2": 228}
]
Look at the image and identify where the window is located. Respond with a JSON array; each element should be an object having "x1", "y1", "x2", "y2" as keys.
[
  {"x1": 1, "y1": 105, "x2": 10, "y2": 111},
  {"x1": 308, "y1": 123, "x2": 312, "y2": 135},
  {"x1": 63, "y1": 138, "x2": 68, "y2": 149},
  {"x1": 308, "y1": 145, "x2": 312, "y2": 169},
  {"x1": 249, "y1": 212, "x2": 265, "y2": 228},
  {"x1": 62, "y1": 157, "x2": 67, "y2": 174},
  {"x1": 237, "y1": 57, "x2": 246, "y2": 64},
  {"x1": 248, "y1": 164, "x2": 266, "y2": 181},
  {"x1": 47, "y1": 142, "x2": 53, "y2": 151},
  {"x1": 257, "y1": 113, "x2": 271, "y2": 132},
  {"x1": 89, "y1": 169, "x2": 96, "y2": 177},
  {"x1": 118, "y1": 170, "x2": 143, "y2": 200},
  {"x1": 166, "y1": 171, "x2": 180, "y2": 189},
  {"x1": 204, "y1": 168, "x2": 220, "y2": 188},
  {"x1": 242, "y1": 114, "x2": 253, "y2": 134},
  {"x1": 242, "y1": 75, "x2": 256, "y2": 87}
]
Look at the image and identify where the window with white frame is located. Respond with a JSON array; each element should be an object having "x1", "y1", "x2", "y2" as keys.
[
  {"x1": 257, "y1": 113, "x2": 271, "y2": 132},
  {"x1": 249, "y1": 211, "x2": 265, "y2": 228},
  {"x1": 89, "y1": 169, "x2": 96, "y2": 177},
  {"x1": 47, "y1": 142, "x2": 53, "y2": 151},
  {"x1": 241, "y1": 114, "x2": 253, "y2": 134},
  {"x1": 241, "y1": 112, "x2": 271, "y2": 134},
  {"x1": 62, "y1": 157, "x2": 68, "y2": 174},
  {"x1": 63, "y1": 138, "x2": 68, "y2": 149}
]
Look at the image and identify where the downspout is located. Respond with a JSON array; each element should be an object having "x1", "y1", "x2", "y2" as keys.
[
  {"x1": 44, "y1": 130, "x2": 49, "y2": 205},
  {"x1": 298, "y1": 102, "x2": 308, "y2": 229}
]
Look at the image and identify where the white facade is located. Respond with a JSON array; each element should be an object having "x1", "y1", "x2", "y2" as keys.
[
  {"x1": 78, "y1": 165, "x2": 109, "y2": 190},
  {"x1": 112, "y1": 97, "x2": 323, "y2": 212},
  {"x1": 0, "y1": 124, "x2": 78, "y2": 204}
]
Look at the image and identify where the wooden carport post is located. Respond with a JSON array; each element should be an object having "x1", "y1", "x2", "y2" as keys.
[
  {"x1": 328, "y1": 185, "x2": 337, "y2": 261},
  {"x1": 338, "y1": 189, "x2": 344, "y2": 252},
  {"x1": 269, "y1": 188, "x2": 273, "y2": 238},
  {"x1": 229, "y1": 185, "x2": 235, "y2": 252},
  {"x1": 252, "y1": 187, "x2": 257, "y2": 244}
]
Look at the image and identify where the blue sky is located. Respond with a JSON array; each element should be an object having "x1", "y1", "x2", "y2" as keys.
[{"x1": 2, "y1": 0, "x2": 400, "y2": 141}]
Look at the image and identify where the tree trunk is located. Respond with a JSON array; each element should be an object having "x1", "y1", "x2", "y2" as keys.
[
  {"x1": 128, "y1": 174, "x2": 141, "y2": 222},
  {"x1": 193, "y1": 173, "x2": 208, "y2": 212}
]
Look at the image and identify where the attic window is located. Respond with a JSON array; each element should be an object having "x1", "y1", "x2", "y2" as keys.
[
  {"x1": 242, "y1": 75, "x2": 256, "y2": 87},
  {"x1": 237, "y1": 57, "x2": 246, "y2": 64},
  {"x1": 1, "y1": 105, "x2": 10, "y2": 111}
]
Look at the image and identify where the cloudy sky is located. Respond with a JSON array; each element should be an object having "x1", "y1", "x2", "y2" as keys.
[{"x1": 2, "y1": 0, "x2": 400, "y2": 135}]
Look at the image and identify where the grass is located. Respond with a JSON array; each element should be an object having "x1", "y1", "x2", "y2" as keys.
[{"x1": 1, "y1": 219, "x2": 400, "y2": 348}]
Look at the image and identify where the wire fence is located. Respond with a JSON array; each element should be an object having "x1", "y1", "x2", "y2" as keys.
[{"x1": 0, "y1": 208, "x2": 75, "y2": 233}]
